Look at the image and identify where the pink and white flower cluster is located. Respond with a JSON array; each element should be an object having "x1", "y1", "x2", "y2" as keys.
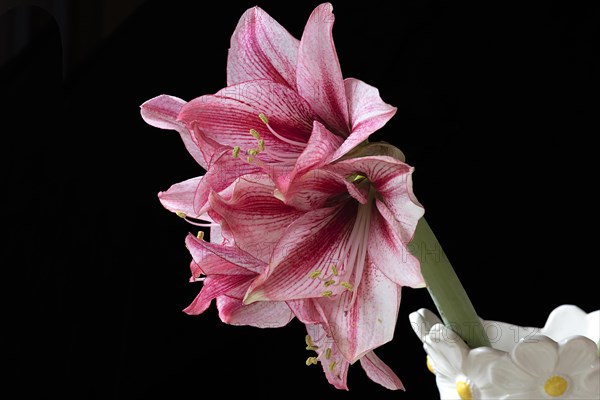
[{"x1": 141, "y1": 3, "x2": 424, "y2": 391}]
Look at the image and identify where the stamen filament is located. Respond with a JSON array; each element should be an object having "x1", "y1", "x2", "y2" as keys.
[
  {"x1": 175, "y1": 211, "x2": 217, "y2": 227},
  {"x1": 259, "y1": 113, "x2": 307, "y2": 148}
]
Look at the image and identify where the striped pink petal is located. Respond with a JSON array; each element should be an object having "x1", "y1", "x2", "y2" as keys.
[
  {"x1": 178, "y1": 80, "x2": 314, "y2": 158},
  {"x1": 208, "y1": 175, "x2": 304, "y2": 263},
  {"x1": 216, "y1": 296, "x2": 294, "y2": 328},
  {"x1": 297, "y1": 3, "x2": 350, "y2": 135},
  {"x1": 325, "y1": 79, "x2": 398, "y2": 163},
  {"x1": 315, "y1": 261, "x2": 401, "y2": 363},
  {"x1": 140, "y1": 95, "x2": 212, "y2": 169},
  {"x1": 369, "y1": 200, "x2": 424, "y2": 288},
  {"x1": 360, "y1": 351, "x2": 405, "y2": 390},
  {"x1": 227, "y1": 6, "x2": 299, "y2": 87}
]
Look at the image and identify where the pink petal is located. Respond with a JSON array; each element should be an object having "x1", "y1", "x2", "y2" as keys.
[
  {"x1": 185, "y1": 239, "x2": 252, "y2": 277},
  {"x1": 185, "y1": 234, "x2": 265, "y2": 275},
  {"x1": 158, "y1": 176, "x2": 203, "y2": 218},
  {"x1": 368, "y1": 200, "x2": 424, "y2": 288},
  {"x1": 191, "y1": 147, "x2": 262, "y2": 217},
  {"x1": 209, "y1": 224, "x2": 228, "y2": 245},
  {"x1": 297, "y1": 3, "x2": 350, "y2": 135},
  {"x1": 183, "y1": 274, "x2": 253, "y2": 315},
  {"x1": 276, "y1": 121, "x2": 344, "y2": 195},
  {"x1": 360, "y1": 351, "x2": 405, "y2": 390},
  {"x1": 140, "y1": 95, "x2": 209, "y2": 169},
  {"x1": 280, "y1": 168, "x2": 348, "y2": 212},
  {"x1": 324, "y1": 79, "x2": 398, "y2": 162},
  {"x1": 216, "y1": 296, "x2": 294, "y2": 328},
  {"x1": 329, "y1": 156, "x2": 424, "y2": 240},
  {"x1": 287, "y1": 299, "x2": 322, "y2": 325},
  {"x1": 227, "y1": 6, "x2": 299, "y2": 87},
  {"x1": 178, "y1": 80, "x2": 314, "y2": 157},
  {"x1": 345, "y1": 78, "x2": 397, "y2": 134},
  {"x1": 315, "y1": 262, "x2": 401, "y2": 363},
  {"x1": 307, "y1": 323, "x2": 350, "y2": 390},
  {"x1": 244, "y1": 202, "x2": 357, "y2": 303},
  {"x1": 189, "y1": 260, "x2": 202, "y2": 282},
  {"x1": 294, "y1": 121, "x2": 344, "y2": 177},
  {"x1": 208, "y1": 175, "x2": 303, "y2": 263}
]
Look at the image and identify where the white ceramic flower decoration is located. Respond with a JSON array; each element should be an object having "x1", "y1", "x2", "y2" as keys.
[{"x1": 410, "y1": 305, "x2": 600, "y2": 399}]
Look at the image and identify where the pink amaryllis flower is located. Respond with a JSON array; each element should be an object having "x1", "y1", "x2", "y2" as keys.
[
  {"x1": 183, "y1": 217, "x2": 403, "y2": 390},
  {"x1": 207, "y1": 151, "x2": 425, "y2": 365},
  {"x1": 141, "y1": 2, "x2": 397, "y2": 222},
  {"x1": 140, "y1": 95, "x2": 261, "y2": 223},
  {"x1": 183, "y1": 227, "x2": 294, "y2": 328}
]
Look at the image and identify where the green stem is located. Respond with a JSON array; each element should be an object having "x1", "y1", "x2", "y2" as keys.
[{"x1": 410, "y1": 217, "x2": 491, "y2": 349}]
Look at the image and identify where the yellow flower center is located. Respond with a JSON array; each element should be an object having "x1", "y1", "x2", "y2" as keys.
[
  {"x1": 456, "y1": 381, "x2": 473, "y2": 400},
  {"x1": 426, "y1": 355, "x2": 435, "y2": 374},
  {"x1": 544, "y1": 375, "x2": 569, "y2": 397}
]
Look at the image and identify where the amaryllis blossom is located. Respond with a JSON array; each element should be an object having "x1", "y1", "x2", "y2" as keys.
[
  {"x1": 183, "y1": 227, "x2": 294, "y2": 328},
  {"x1": 140, "y1": 2, "x2": 397, "y2": 222},
  {"x1": 182, "y1": 205, "x2": 404, "y2": 390},
  {"x1": 141, "y1": 95, "x2": 261, "y2": 222},
  {"x1": 141, "y1": 2, "x2": 426, "y2": 392},
  {"x1": 208, "y1": 151, "x2": 425, "y2": 364}
]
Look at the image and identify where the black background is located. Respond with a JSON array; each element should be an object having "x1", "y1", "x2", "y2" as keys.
[{"x1": 2, "y1": 1, "x2": 598, "y2": 399}]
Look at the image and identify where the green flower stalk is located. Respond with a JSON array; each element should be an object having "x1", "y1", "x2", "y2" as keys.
[{"x1": 410, "y1": 218, "x2": 491, "y2": 349}]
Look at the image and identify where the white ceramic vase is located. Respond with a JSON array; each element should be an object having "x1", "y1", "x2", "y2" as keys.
[{"x1": 410, "y1": 305, "x2": 600, "y2": 399}]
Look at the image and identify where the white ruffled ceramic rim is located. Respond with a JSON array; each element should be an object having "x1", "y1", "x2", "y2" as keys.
[{"x1": 409, "y1": 304, "x2": 600, "y2": 399}]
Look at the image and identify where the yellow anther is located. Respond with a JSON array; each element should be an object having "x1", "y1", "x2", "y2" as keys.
[
  {"x1": 309, "y1": 271, "x2": 321, "y2": 279},
  {"x1": 258, "y1": 113, "x2": 269, "y2": 124},
  {"x1": 246, "y1": 156, "x2": 255, "y2": 163},
  {"x1": 305, "y1": 357, "x2": 319, "y2": 366},
  {"x1": 340, "y1": 281, "x2": 353, "y2": 291},
  {"x1": 331, "y1": 264, "x2": 338, "y2": 276},
  {"x1": 544, "y1": 375, "x2": 568, "y2": 397},
  {"x1": 304, "y1": 335, "x2": 319, "y2": 351},
  {"x1": 196, "y1": 231, "x2": 205, "y2": 240},
  {"x1": 258, "y1": 139, "x2": 265, "y2": 151},
  {"x1": 324, "y1": 279, "x2": 336, "y2": 287},
  {"x1": 305, "y1": 335, "x2": 314, "y2": 347},
  {"x1": 321, "y1": 290, "x2": 333, "y2": 297},
  {"x1": 175, "y1": 211, "x2": 186, "y2": 219},
  {"x1": 232, "y1": 146, "x2": 240, "y2": 158},
  {"x1": 249, "y1": 129, "x2": 261, "y2": 139},
  {"x1": 325, "y1": 348, "x2": 332, "y2": 360},
  {"x1": 247, "y1": 149, "x2": 259, "y2": 156},
  {"x1": 328, "y1": 361, "x2": 337, "y2": 372}
]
